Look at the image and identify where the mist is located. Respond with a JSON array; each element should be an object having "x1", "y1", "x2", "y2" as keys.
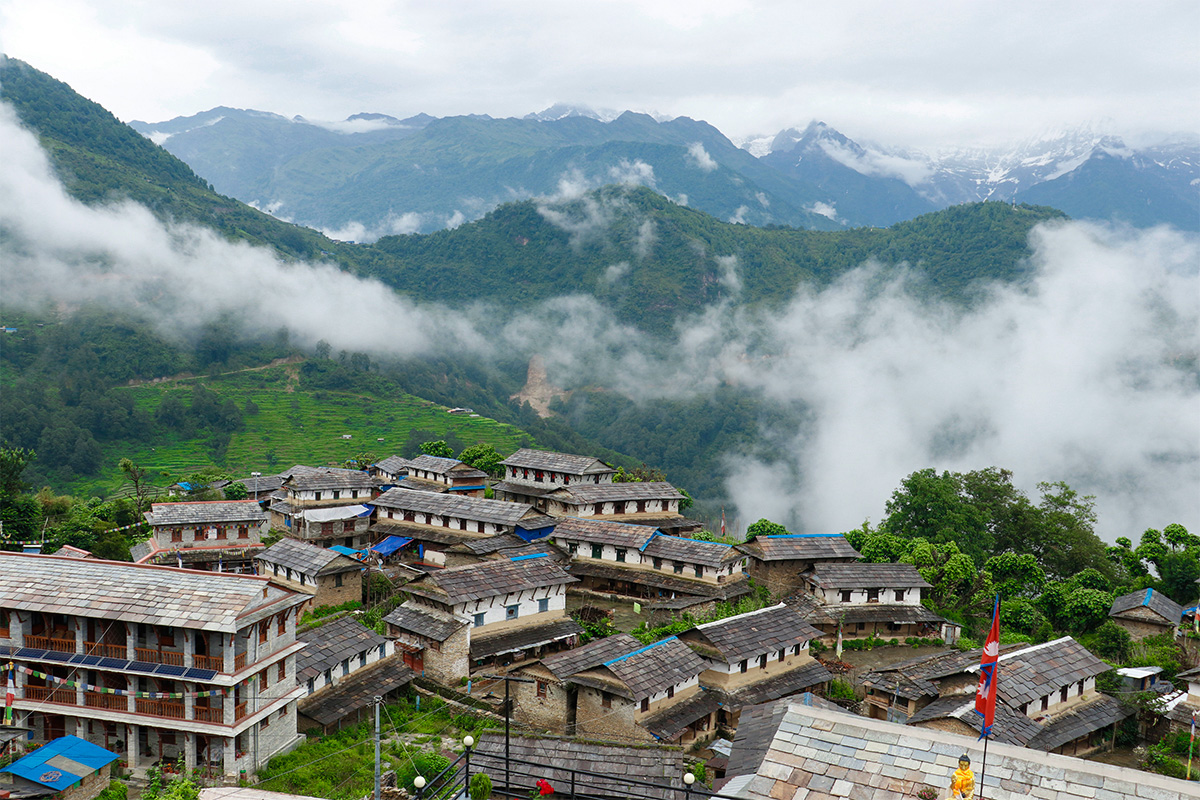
[{"x1": 2, "y1": 103, "x2": 1196, "y2": 541}]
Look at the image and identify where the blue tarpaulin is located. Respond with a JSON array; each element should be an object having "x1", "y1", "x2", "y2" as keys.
[
  {"x1": 330, "y1": 545, "x2": 364, "y2": 559},
  {"x1": 2, "y1": 735, "x2": 119, "y2": 790},
  {"x1": 370, "y1": 535, "x2": 412, "y2": 556}
]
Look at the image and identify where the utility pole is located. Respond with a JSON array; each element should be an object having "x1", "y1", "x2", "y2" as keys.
[
  {"x1": 483, "y1": 673, "x2": 533, "y2": 795},
  {"x1": 373, "y1": 695, "x2": 382, "y2": 800}
]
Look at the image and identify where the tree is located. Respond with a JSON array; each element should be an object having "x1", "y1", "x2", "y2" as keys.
[
  {"x1": 457, "y1": 443, "x2": 503, "y2": 476},
  {"x1": 1060, "y1": 588, "x2": 1113, "y2": 634},
  {"x1": 314, "y1": 339, "x2": 331, "y2": 360},
  {"x1": 985, "y1": 552, "x2": 1046, "y2": 599},
  {"x1": 223, "y1": 481, "x2": 248, "y2": 500},
  {"x1": 119, "y1": 458, "x2": 150, "y2": 513},
  {"x1": 0, "y1": 445, "x2": 35, "y2": 496},
  {"x1": 613, "y1": 464, "x2": 667, "y2": 483},
  {"x1": 882, "y1": 468, "x2": 992, "y2": 564},
  {"x1": 419, "y1": 440, "x2": 455, "y2": 459},
  {"x1": 1092, "y1": 621, "x2": 1132, "y2": 663},
  {"x1": 746, "y1": 518, "x2": 789, "y2": 540}
]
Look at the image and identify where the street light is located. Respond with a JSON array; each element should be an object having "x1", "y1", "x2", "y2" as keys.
[
  {"x1": 683, "y1": 771, "x2": 695, "y2": 799},
  {"x1": 412, "y1": 775, "x2": 425, "y2": 799},
  {"x1": 463, "y1": 735, "x2": 475, "y2": 797}
]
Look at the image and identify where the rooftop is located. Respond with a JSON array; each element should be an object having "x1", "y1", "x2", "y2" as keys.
[
  {"x1": 552, "y1": 517, "x2": 658, "y2": 548},
  {"x1": 296, "y1": 616, "x2": 391, "y2": 682},
  {"x1": 0, "y1": 552, "x2": 304, "y2": 633},
  {"x1": 382, "y1": 602, "x2": 465, "y2": 643},
  {"x1": 1, "y1": 735, "x2": 118, "y2": 791},
  {"x1": 371, "y1": 455, "x2": 412, "y2": 475},
  {"x1": 1110, "y1": 587, "x2": 1185, "y2": 623},
  {"x1": 373, "y1": 487, "x2": 546, "y2": 527},
  {"x1": 257, "y1": 538, "x2": 361, "y2": 576},
  {"x1": 145, "y1": 500, "x2": 268, "y2": 526},
  {"x1": 500, "y1": 448, "x2": 616, "y2": 475},
  {"x1": 538, "y1": 633, "x2": 644, "y2": 680},
  {"x1": 740, "y1": 534, "x2": 862, "y2": 563},
  {"x1": 806, "y1": 562, "x2": 932, "y2": 589},
  {"x1": 283, "y1": 469, "x2": 377, "y2": 491},
  {"x1": 687, "y1": 604, "x2": 823, "y2": 663},
  {"x1": 599, "y1": 636, "x2": 708, "y2": 701},
  {"x1": 970, "y1": 636, "x2": 1110, "y2": 708},
  {"x1": 406, "y1": 454, "x2": 487, "y2": 479},
  {"x1": 407, "y1": 557, "x2": 577, "y2": 605},
  {"x1": 548, "y1": 482, "x2": 684, "y2": 504},
  {"x1": 642, "y1": 533, "x2": 742, "y2": 568}
]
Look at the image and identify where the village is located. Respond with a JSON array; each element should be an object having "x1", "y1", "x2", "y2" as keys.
[{"x1": 2, "y1": 446, "x2": 1198, "y2": 800}]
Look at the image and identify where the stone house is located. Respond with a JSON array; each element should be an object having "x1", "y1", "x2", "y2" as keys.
[
  {"x1": 290, "y1": 505, "x2": 373, "y2": 550},
  {"x1": 294, "y1": 616, "x2": 411, "y2": 733},
  {"x1": 0, "y1": 735, "x2": 118, "y2": 800},
  {"x1": 383, "y1": 556, "x2": 580, "y2": 684},
  {"x1": 791, "y1": 562, "x2": 959, "y2": 643},
  {"x1": 254, "y1": 538, "x2": 363, "y2": 609},
  {"x1": 267, "y1": 467, "x2": 379, "y2": 536},
  {"x1": 737, "y1": 533, "x2": 862, "y2": 596},
  {"x1": 905, "y1": 636, "x2": 1131, "y2": 757},
  {"x1": 369, "y1": 488, "x2": 555, "y2": 567},
  {"x1": 493, "y1": 449, "x2": 617, "y2": 511},
  {"x1": 541, "y1": 483, "x2": 696, "y2": 531},
  {"x1": 132, "y1": 500, "x2": 269, "y2": 573},
  {"x1": 0, "y1": 552, "x2": 308, "y2": 776},
  {"x1": 1109, "y1": 587, "x2": 1183, "y2": 640},
  {"x1": 677, "y1": 604, "x2": 831, "y2": 735},
  {"x1": 441, "y1": 534, "x2": 569, "y2": 569},
  {"x1": 552, "y1": 517, "x2": 750, "y2": 609},
  {"x1": 367, "y1": 455, "x2": 412, "y2": 487},
  {"x1": 392, "y1": 455, "x2": 487, "y2": 497}
]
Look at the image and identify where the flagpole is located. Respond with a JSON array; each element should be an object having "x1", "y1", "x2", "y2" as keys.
[{"x1": 978, "y1": 735, "x2": 989, "y2": 800}]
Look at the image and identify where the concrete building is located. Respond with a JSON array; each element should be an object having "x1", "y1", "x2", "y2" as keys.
[
  {"x1": 541, "y1": 483, "x2": 694, "y2": 531},
  {"x1": 367, "y1": 456, "x2": 411, "y2": 487},
  {"x1": 0, "y1": 553, "x2": 308, "y2": 777},
  {"x1": 132, "y1": 501, "x2": 269, "y2": 572},
  {"x1": 254, "y1": 538, "x2": 363, "y2": 610},
  {"x1": 267, "y1": 467, "x2": 379, "y2": 541},
  {"x1": 737, "y1": 534, "x2": 861, "y2": 596},
  {"x1": 383, "y1": 556, "x2": 580, "y2": 683},
  {"x1": 493, "y1": 449, "x2": 617, "y2": 511},
  {"x1": 392, "y1": 455, "x2": 487, "y2": 497},
  {"x1": 1109, "y1": 588, "x2": 1183, "y2": 640},
  {"x1": 370, "y1": 488, "x2": 555, "y2": 567}
]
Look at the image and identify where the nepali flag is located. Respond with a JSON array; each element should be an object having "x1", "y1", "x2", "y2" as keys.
[{"x1": 975, "y1": 595, "x2": 1001, "y2": 739}]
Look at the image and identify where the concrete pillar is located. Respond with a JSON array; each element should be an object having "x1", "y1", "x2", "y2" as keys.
[
  {"x1": 126, "y1": 724, "x2": 139, "y2": 769},
  {"x1": 74, "y1": 617, "x2": 85, "y2": 655},
  {"x1": 126, "y1": 676, "x2": 136, "y2": 714},
  {"x1": 184, "y1": 629, "x2": 195, "y2": 669},
  {"x1": 183, "y1": 732, "x2": 196, "y2": 772},
  {"x1": 184, "y1": 685, "x2": 194, "y2": 720},
  {"x1": 222, "y1": 736, "x2": 236, "y2": 777},
  {"x1": 125, "y1": 623, "x2": 136, "y2": 661}
]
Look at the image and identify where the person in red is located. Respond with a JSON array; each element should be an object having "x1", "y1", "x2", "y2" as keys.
[{"x1": 535, "y1": 778, "x2": 554, "y2": 795}]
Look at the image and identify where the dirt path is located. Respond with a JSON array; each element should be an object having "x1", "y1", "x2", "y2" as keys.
[{"x1": 124, "y1": 355, "x2": 305, "y2": 387}]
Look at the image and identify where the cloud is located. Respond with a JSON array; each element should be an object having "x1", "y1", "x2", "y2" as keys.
[
  {"x1": 714, "y1": 254, "x2": 741, "y2": 294},
  {"x1": 728, "y1": 205, "x2": 749, "y2": 224},
  {"x1": 687, "y1": 141, "x2": 718, "y2": 172},
  {"x1": 602, "y1": 261, "x2": 631, "y2": 284},
  {"x1": 806, "y1": 201, "x2": 838, "y2": 221},
  {"x1": 818, "y1": 139, "x2": 933, "y2": 186},
  {"x1": 607, "y1": 159, "x2": 656, "y2": 189},
  {"x1": 634, "y1": 220, "x2": 656, "y2": 260},
  {"x1": 319, "y1": 211, "x2": 423, "y2": 243}
]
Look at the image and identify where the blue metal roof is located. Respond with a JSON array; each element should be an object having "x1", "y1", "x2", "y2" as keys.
[
  {"x1": 330, "y1": 545, "x2": 364, "y2": 558},
  {"x1": 1, "y1": 735, "x2": 118, "y2": 790},
  {"x1": 370, "y1": 535, "x2": 412, "y2": 556},
  {"x1": 509, "y1": 553, "x2": 548, "y2": 562}
]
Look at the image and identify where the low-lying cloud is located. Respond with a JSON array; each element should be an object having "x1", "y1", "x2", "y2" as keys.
[{"x1": 3, "y1": 103, "x2": 1196, "y2": 541}]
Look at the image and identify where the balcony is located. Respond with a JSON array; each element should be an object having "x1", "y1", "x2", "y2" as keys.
[
  {"x1": 234, "y1": 702, "x2": 248, "y2": 721},
  {"x1": 193, "y1": 654, "x2": 224, "y2": 672},
  {"x1": 234, "y1": 653, "x2": 247, "y2": 671},
  {"x1": 134, "y1": 647, "x2": 184, "y2": 667},
  {"x1": 85, "y1": 641, "x2": 127, "y2": 659},
  {"x1": 24, "y1": 685, "x2": 74, "y2": 704},
  {"x1": 84, "y1": 692, "x2": 127, "y2": 711},
  {"x1": 134, "y1": 698, "x2": 185, "y2": 719},
  {"x1": 25, "y1": 635, "x2": 75, "y2": 653},
  {"x1": 193, "y1": 705, "x2": 224, "y2": 723}
]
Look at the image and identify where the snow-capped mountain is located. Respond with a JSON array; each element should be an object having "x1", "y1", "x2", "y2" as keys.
[{"x1": 523, "y1": 103, "x2": 622, "y2": 122}]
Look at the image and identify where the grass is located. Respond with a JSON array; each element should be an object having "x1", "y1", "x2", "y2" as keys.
[{"x1": 67, "y1": 364, "x2": 534, "y2": 497}]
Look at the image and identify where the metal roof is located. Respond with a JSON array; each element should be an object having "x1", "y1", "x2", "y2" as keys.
[{"x1": 1, "y1": 735, "x2": 119, "y2": 790}]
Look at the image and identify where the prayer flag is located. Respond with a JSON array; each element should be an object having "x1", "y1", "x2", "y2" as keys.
[{"x1": 4, "y1": 664, "x2": 14, "y2": 726}]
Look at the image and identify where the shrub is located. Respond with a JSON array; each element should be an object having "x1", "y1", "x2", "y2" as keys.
[
  {"x1": 827, "y1": 679, "x2": 856, "y2": 702},
  {"x1": 469, "y1": 772, "x2": 493, "y2": 800}
]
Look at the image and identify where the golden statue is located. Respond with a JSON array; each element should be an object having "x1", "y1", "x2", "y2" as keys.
[{"x1": 949, "y1": 754, "x2": 974, "y2": 800}]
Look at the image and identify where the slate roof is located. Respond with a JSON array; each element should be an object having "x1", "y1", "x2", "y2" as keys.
[
  {"x1": 1026, "y1": 694, "x2": 1134, "y2": 751},
  {"x1": 907, "y1": 693, "x2": 1046, "y2": 746},
  {"x1": 492, "y1": 481, "x2": 557, "y2": 499},
  {"x1": 719, "y1": 702, "x2": 1199, "y2": 800},
  {"x1": 640, "y1": 690, "x2": 722, "y2": 740},
  {"x1": 552, "y1": 517, "x2": 658, "y2": 547},
  {"x1": 548, "y1": 482, "x2": 684, "y2": 504},
  {"x1": 257, "y1": 538, "x2": 361, "y2": 576},
  {"x1": 740, "y1": 534, "x2": 862, "y2": 563},
  {"x1": 723, "y1": 699, "x2": 794, "y2": 778},
  {"x1": 0, "y1": 552, "x2": 304, "y2": 632},
  {"x1": 601, "y1": 637, "x2": 708, "y2": 700},
  {"x1": 371, "y1": 456, "x2": 412, "y2": 475},
  {"x1": 687, "y1": 604, "x2": 823, "y2": 663},
  {"x1": 1110, "y1": 588, "x2": 1185, "y2": 624},
  {"x1": 807, "y1": 563, "x2": 931, "y2": 589},
  {"x1": 298, "y1": 657, "x2": 414, "y2": 727},
  {"x1": 473, "y1": 735, "x2": 684, "y2": 800},
  {"x1": 282, "y1": 469, "x2": 376, "y2": 491},
  {"x1": 145, "y1": 500, "x2": 268, "y2": 526},
  {"x1": 406, "y1": 558, "x2": 576, "y2": 605},
  {"x1": 861, "y1": 644, "x2": 1030, "y2": 701},
  {"x1": 382, "y1": 602, "x2": 465, "y2": 643},
  {"x1": 500, "y1": 448, "x2": 616, "y2": 475},
  {"x1": 567, "y1": 560, "x2": 752, "y2": 600},
  {"x1": 538, "y1": 633, "x2": 643, "y2": 680},
  {"x1": 235, "y1": 474, "x2": 286, "y2": 494},
  {"x1": 792, "y1": 597, "x2": 949, "y2": 627},
  {"x1": 985, "y1": 637, "x2": 1110, "y2": 708},
  {"x1": 469, "y1": 617, "x2": 583, "y2": 660},
  {"x1": 373, "y1": 488, "x2": 544, "y2": 526},
  {"x1": 722, "y1": 660, "x2": 834, "y2": 709},
  {"x1": 393, "y1": 476, "x2": 450, "y2": 493},
  {"x1": 296, "y1": 616, "x2": 391, "y2": 681},
  {"x1": 368, "y1": 520, "x2": 484, "y2": 546},
  {"x1": 642, "y1": 534, "x2": 743, "y2": 568},
  {"x1": 406, "y1": 454, "x2": 487, "y2": 479}
]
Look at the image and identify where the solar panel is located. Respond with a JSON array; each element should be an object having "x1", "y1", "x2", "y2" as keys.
[
  {"x1": 183, "y1": 668, "x2": 218, "y2": 682},
  {"x1": 98, "y1": 658, "x2": 128, "y2": 670},
  {"x1": 129, "y1": 661, "x2": 156, "y2": 672},
  {"x1": 43, "y1": 650, "x2": 72, "y2": 662},
  {"x1": 154, "y1": 664, "x2": 186, "y2": 677},
  {"x1": 72, "y1": 654, "x2": 102, "y2": 666},
  {"x1": 16, "y1": 648, "x2": 43, "y2": 658}
]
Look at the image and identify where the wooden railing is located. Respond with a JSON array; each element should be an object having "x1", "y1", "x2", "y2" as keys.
[
  {"x1": 134, "y1": 647, "x2": 184, "y2": 667},
  {"x1": 85, "y1": 641, "x2": 127, "y2": 659},
  {"x1": 25, "y1": 634, "x2": 75, "y2": 653},
  {"x1": 234, "y1": 652, "x2": 247, "y2": 671},
  {"x1": 24, "y1": 685, "x2": 72, "y2": 703},
  {"x1": 84, "y1": 692, "x2": 127, "y2": 711},
  {"x1": 193, "y1": 705, "x2": 224, "y2": 723},
  {"x1": 234, "y1": 702, "x2": 248, "y2": 721},
  {"x1": 193, "y1": 653, "x2": 224, "y2": 672},
  {"x1": 134, "y1": 698, "x2": 185, "y2": 719}
]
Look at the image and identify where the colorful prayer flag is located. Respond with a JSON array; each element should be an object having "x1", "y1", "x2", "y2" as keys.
[
  {"x1": 975, "y1": 595, "x2": 1001, "y2": 739},
  {"x1": 4, "y1": 663, "x2": 14, "y2": 726}
]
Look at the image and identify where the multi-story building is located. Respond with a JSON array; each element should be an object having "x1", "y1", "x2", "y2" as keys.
[
  {"x1": 493, "y1": 449, "x2": 617, "y2": 511},
  {"x1": 131, "y1": 500, "x2": 269, "y2": 572},
  {"x1": 737, "y1": 533, "x2": 862, "y2": 596},
  {"x1": 267, "y1": 467, "x2": 379, "y2": 543},
  {"x1": 393, "y1": 455, "x2": 488, "y2": 497},
  {"x1": 541, "y1": 483, "x2": 694, "y2": 531},
  {"x1": 382, "y1": 556, "x2": 580, "y2": 684},
  {"x1": 368, "y1": 456, "x2": 412, "y2": 487},
  {"x1": 0, "y1": 553, "x2": 307, "y2": 776}
]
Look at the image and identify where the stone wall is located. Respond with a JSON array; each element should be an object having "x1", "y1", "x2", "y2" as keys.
[
  {"x1": 511, "y1": 665, "x2": 572, "y2": 734},
  {"x1": 574, "y1": 685, "x2": 653, "y2": 743},
  {"x1": 315, "y1": 570, "x2": 362, "y2": 608},
  {"x1": 746, "y1": 560, "x2": 805, "y2": 596},
  {"x1": 423, "y1": 624, "x2": 470, "y2": 686}
]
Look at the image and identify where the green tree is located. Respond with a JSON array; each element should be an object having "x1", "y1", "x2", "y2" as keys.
[
  {"x1": 1060, "y1": 588, "x2": 1113, "y2": 634},
  {"x1": 0, "y1": 445, "x2": 35, "y2": 496},
  {"x1": 1092, "y1": 621, "x2": 1132, "y2": 663},
  {"x1": 119, "y1": 458, "x2": 151, "y2": 513},
  {"x1": 985, "y1": 552, "x2": 1046, "y2": 599},
  {"x1": 746, "y1": 518, "x2": 789, "y2": 540},
  {"x1": 458, "y1": 443, "x2": 504, "y2": 476},
  {"x1": 223, "y1": 481, "x2": 248, "y2": 500},
  {"x1": 420, "y1": 440, "x2": 455, "y2": 459},
  {"x1": 882, "y1": 468, "x2": 991, "y2": 564}
]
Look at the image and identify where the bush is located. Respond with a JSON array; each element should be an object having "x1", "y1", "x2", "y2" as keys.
[
  {"x1": 469, "y1": 773, "x2": 493, "y2": 800},
  {"x1": 827, "y1": 679, "x2": 856, "y2": 702}
]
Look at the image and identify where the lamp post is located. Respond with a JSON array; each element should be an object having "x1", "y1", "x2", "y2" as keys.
[
  {"x1": 683, "y1": 771, "x2": 695, "y2": 799},
  {"x1": 412, "y1": 775, "x2": 425, "y2": 799},
  {"x1": 463, "y1": 735, "x2": 475, "y2": 797},
  {"x1": 482, "y1": 672, "x2": 533, "y2": 795}
]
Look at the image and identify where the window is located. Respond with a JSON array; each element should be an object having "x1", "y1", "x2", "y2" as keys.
[
  {"x1": 238, "y1": 526, "x2": 249, "y2": 539},
  {"x1": 1060, "y1": 686, "x2": 1068, "y2": 703},
  {"x1": 351, "y1": 490, "x2": 359, "y2": 499},
  {"x1": 739, "y1": 660, "x2": 748, "y2": 674},
  {"x1": 280, "y1": 704, "x2": 288, "y2": 717},
  {"x1": 332, "y1": 490, "x2": 340, "y2": 500},
  {"x1": 277, "y1": 615, "x2": 286, "y2": 636},
  {"x1": 260, "y1": 714, "x2": 270, "y2": 729},
  {"x1": 894, "y1": 590, "x2": 905, "y2": 602},
  {"x1": 307, "y1": 678, "x2": 314, "y2": 694},
  {"x1": 778, "y1": 649, "x2": 786, "y2": 662},
  {"x1": 793, "y1": 644, "x2": 803, "y2": 656},
  {"x1": 321, "y1": 522, "x2": 334, "y2": 536},
  {"x1": 335, "y1": 573, "x2": 344, "y2": 588},
  {"x1": 694, "y1": 565, "x2": 703, "y2": 579},
  {"x1": 615, "y1": 548, "x2": 626, "y2": 563},
  {"x1": 1041, "y1": 696, "x2": 1049, "y2": 712},
  {"x1": 841, "y1": 590, "x2": 852, "y2": 603},
  {"x1": 537, "y1": 598, "x2": 550, "y2": 613},
  {"x1": 171, "y1": 529, "x2": 182, "y2": 543},
  {"x1": 673, "y1": 563, "x2": 683, "y2": 575},
  {"x1": 342, "y1": 660, "x2": 350, "y2": 677},
  {"x1": 278, "y1": 662, "x2": 286, "y2": 681},
  {"x1": 867, "y1": 588, "x2": 880, "y2": 602},
  {"x1": 506, "y1": 605, "x2": 520, "y2": 621},
  {"x1": 601, "y1": 693, "x2": 611, "y2": 709},
  {"x1": 591, "y1": 545, "x2": 603, "y2": 560},
  {"x1": 216, "y1": 527, "x2": 227, "y2": 540},
  {"x1": 759, "y1": 654, "x2": 768, "y2": 670},
  {"x1": 1078, "y1": 680, "x2": 1085, "y2": 696},
  {"x1": 536, "y1": 681, "x2": 548, "y2": 698},
  {"x1": 314, "y1": 492, "x2": 322, "y2": 501},
  {"x1": 193, "y1": 529, "x2": 204, "y2": 542},
  {"x1": 640, "y1": 697, "x2": 649, "y2": 712},
  {"x1": 344, "y1": 520, "x2": 356, "y2": 533},
  {"x1": 474, "y1": 613, "x2": 486, "y2": 627},
  {"x1": 360, "y1": 652, "x2": 367, "y2": 668},
  {"x1": 260, "y1": 669, "x2": 269, "y2": 690},
  {"x1": 856, "y1": 622, "x2": 866, "y2": 631},
  {"x1": 259, "y1": 623, "x2": 268, "y2": 645},
  {"x1": 667, "y1": 685, "x2": 674, "y2": 699},
  {"x1": 653, "y1": 557, "x2": 662, "y2": 570}
]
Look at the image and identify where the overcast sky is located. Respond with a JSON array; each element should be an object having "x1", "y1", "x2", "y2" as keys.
[{"x1": 2, "y1": 0, "x2": 1197, "y2": 149}]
